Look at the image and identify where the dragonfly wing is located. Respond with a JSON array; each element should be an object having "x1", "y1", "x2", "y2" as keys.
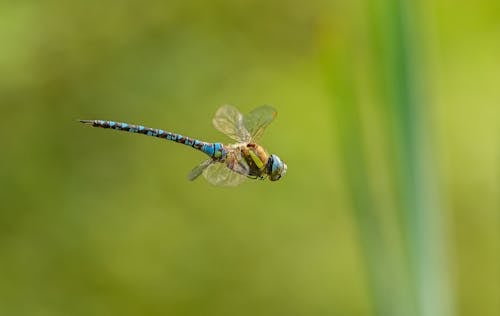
[
  {"x1": 187, "y1": 159, "x2": 213, "y2": 181},
  {"x1": 243, "y1": 105, "x2": 277, "y2": 142},
  {"x1": 203, "y1": 162, "x2": 247, "y2": 186},
  {"x1": 225, "y1": 148, "x2": 251, "y2": 176},
  {"x1": 212, "y1": 105, "x2": 251, "y2": 142}
]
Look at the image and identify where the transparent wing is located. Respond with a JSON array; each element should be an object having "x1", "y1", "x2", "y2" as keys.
[
  {"x1": 203, "y1": 162, "x2": 247, "y2": 186},
  {"x1": 243, "y1": 105, "x2": 277, "y2": 142},
  {"x1": 225, "y1": 149, "x2": 251, "y2": 176},
  {"x1": 212, "y1": 105, "x2": 251, "y2": 142},
  {"x1": 187, "y1": 159, "x2": 214, "y2": 181}
]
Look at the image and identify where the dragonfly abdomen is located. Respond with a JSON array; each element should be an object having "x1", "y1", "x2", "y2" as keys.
[{"x1": 79, "y1": 119, "x2": 226, "y2": 159}]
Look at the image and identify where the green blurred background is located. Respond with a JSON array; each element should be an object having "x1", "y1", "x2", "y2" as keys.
[{"x1": 0, "y1": 0, "x2": 498, "y2": 315}]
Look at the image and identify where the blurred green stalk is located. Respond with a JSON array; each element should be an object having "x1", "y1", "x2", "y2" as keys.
[
  {"x1": 324, "y1": 54, "x2": 399, "y2": 315},
  {"x1": 379, "y1": 1, "x2": 453, "y2": 315},
  {"x1": 323, "y1": 0, "x2": 452, "y2": 315}
]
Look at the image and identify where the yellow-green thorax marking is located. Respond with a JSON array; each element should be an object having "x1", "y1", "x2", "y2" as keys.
[{"x1": 240, "y1": 143, "x2": 269, "y2": 179}]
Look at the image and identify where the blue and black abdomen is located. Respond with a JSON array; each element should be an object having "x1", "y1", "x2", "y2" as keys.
[{"x1": 79, "y1": 119, "x2": 226, "y2": 159}]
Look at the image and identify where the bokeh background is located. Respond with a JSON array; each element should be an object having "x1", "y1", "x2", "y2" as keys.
[{"x1": 0, "y1": 1, "x2": 498, "y2": 315}]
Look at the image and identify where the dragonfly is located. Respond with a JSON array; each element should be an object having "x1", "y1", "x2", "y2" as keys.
[{"x1": 80, "y1": 105, "x2": 287, "y2": 186}]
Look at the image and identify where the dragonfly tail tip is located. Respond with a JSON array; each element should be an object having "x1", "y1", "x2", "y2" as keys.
[{"x1": 78, "y1": 119, "x2": 94, "y2": 125}]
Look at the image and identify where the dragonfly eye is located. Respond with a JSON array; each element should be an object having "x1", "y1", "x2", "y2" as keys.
[{"x1": 267, "y1": 154, "x2": 287, "y2": 181}]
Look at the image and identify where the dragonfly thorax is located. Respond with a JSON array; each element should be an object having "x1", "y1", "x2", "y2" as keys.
[
  {"x1": 237, "y1": 143, "x2": 286, "y2": 181},
  {"x1": 239, "y1": 143, "x2": 269, "y2": 179}
]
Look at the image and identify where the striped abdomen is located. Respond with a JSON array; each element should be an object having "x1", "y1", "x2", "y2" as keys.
[{"x1": 79, "y1": 119, "x2": 226, "y2": 159}]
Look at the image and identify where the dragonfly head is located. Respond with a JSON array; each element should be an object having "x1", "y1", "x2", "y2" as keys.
[{"x1": 267, "y1": 154, "x2": 287, "y2": 181}]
